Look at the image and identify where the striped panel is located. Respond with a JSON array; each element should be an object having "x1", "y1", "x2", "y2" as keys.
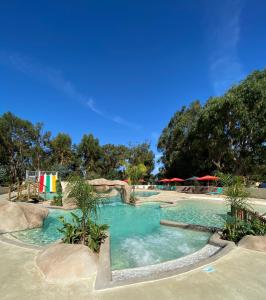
[
  {"x1": 39, "y1": 175, "x2": 44, "y2": 192},
  {"x1": 51, "y1": 175, "x2": 56, "y2": 192},
  {"x1": 45, "y1": 175, "x2": 50, "y2": 193}
]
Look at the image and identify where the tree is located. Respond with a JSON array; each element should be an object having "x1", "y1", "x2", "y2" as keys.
[
  {"x1": 157, "y1": 101, "x2": 202, "y2": 178},
  {"x1": 0, "y1": 112, "x2": 35, "y2": 183},
  {"x1": 50, "y1": 133, "x2": 73, "y2": 166},
  {"x1": 77, "y1": 134, "x2": 102, "y2": 178},
  {"x1": 58, "y1": 176, "x2": 108, "y2": 252},
  {"x1": 129, "y1": 143, "x2": 155, "y2": 179},
  {"x1": 101, "y1": 144, "x2": 129, "y2": 179},
  {"x1": 31, "y1": 123, "x2": 51, "y2": 170},
  {"x1": 125, "y1": 163, "x2": 147, "y2": 202},
  {"x1": 158, "y1": 69, "x2": 266, "y2": 178}
]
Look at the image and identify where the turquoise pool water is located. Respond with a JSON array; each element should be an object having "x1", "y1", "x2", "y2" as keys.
[
  {"x1": 39, "y1": 192, "x2": 58, "y2": 200},
  {"x1": 13, "y1": 197, "x2": 266, "y2": 270},
  {"x1": 134, "y1": 191, "x2": 160, "y2": 197}
]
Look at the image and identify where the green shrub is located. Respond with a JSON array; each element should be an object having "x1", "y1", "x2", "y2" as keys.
[
  {"x1": 218, "y1": 173, "x2": 266, "y2": 242},
  {"x1": 57, "y1": 176, "x2": 108, "y2": 252},
  {"x1": 51, "y1": 179, "x2": 63, "y2": 206},
  {"x1": 223, "y1": 216, "x2": 266, "y2": 243},
  {"x1": 58, "y1": 213, "x2": 108, "y2": 252}
]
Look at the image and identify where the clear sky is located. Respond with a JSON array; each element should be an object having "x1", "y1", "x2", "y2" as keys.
[{"x1": 0, "y1": 0, "x2": 265, "y2": 172}]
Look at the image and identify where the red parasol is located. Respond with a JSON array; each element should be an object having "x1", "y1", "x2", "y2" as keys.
[
  {"x1": 159, "y1": 179, "x2": 171, "y2": 183},
  {"x1": 169, "y1": 178, "x2": 184, "y2": 182},
  {"x1": 197, "y1": 175, "x2": 219, "y2": 181}
]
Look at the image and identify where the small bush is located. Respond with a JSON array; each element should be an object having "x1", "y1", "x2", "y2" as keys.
[{"x1": 51, "y1": 179, "x2": 63, "y2": 206}]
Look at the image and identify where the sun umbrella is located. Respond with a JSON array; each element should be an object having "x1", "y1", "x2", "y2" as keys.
[
  {"x1": 185, "y1": 176, "x2": 199, "y2": 181},
  {"x1": 159, "y1": 179, "x2": 170, "y2": 183},
  {"x1": 169, "y1": 178, "x2": 184, "y2": 182},
  {"x1": 197, "y1": 175, "x2": 219, "y2": 192},
  {"x1": 197, "y1": 175, "x2": 219, "y2": 181}
]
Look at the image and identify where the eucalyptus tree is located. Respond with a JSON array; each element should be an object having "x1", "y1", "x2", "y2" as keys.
[
  {"x1": 77, "y1": 133, "x2": 103, "y2": 178},
  {"x1": 0, "y1": 112, "x2": 35, "y2": 183},
  {"x1": 101, "y1": 144, "x2": 129, "y2": 179},
  {"x1": 129, "y1": 143, "x2": 155, "y2": 179},
  {"x1": 50, "y1": 133, "x2": 73, "y2": 166},
  {"x1": 31, "y1": 122, "x2": 51, "y2": 170}
]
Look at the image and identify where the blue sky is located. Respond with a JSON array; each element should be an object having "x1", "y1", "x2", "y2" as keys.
[{"x1": 0, "y1": 0, "x2": 266, "y2": 172}]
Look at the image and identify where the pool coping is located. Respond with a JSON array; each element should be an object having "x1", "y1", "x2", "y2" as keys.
[{"x1": 94, "y1": 224, "x2": 236, "y2": 290}]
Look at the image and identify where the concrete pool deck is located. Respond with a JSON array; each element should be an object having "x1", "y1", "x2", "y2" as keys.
[
  {"x1": 0, "y1": 239, "x2": 266, "y2": 300},
  {"x1": 0, "y1": 191, "x2": 266, "y2": 299}
]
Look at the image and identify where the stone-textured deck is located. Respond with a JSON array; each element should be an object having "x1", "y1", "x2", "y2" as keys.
[{"x1": 0, "y1": 239, "x2": 266, "y2": 300}]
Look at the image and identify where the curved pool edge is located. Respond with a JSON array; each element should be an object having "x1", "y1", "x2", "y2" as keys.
[
  {"x1": 0, "y1": 227, "x2": 236, "y2": 291},
  {"x1": 0, "y1": 232, "x2": 61, "y2": 251},
  {"x1": 95, "y1": 231, "x2": 236, "y2": 290}
]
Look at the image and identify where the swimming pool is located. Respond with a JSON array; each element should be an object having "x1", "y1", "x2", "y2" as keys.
[
  {"x1": 12, "y1": 197, "x2": 266, "y2": 270},
  {"x1": 134, "y1": 191, "x2": 160, "y2": 197}
]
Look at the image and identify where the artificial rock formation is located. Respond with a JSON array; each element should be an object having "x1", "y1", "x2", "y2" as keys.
[
  {"x1": 36, "y1": 243, "x2": 98, "y2": 283},
  {"x1": 62, "y1": 178, "x2": 131, "y2": 204},
  {"x1": 238, "y1": 235, "x2": 266, "y2": 252},
  {"x1": 0, "y1": 200, "x2": 49, "y2": 233},
  {"x1": 87, "y1": 178, "x2": 131, "y2": 203}
]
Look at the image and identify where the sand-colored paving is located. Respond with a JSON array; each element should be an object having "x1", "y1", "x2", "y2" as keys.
[{"x1": 0, "y1": 239, "x2": 265, "y2": 300}]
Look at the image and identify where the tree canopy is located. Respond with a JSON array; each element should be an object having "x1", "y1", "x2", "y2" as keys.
[
  {"x1": 158, "y1": 69, "x2": 266, "y2": 179},
  {"x1": 0, "y1": 113, "x2": 155, "y2": 184}
]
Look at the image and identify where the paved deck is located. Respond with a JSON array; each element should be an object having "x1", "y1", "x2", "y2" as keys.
[{"x1": 0, "y1": 240, "x2": 265, "y2": 300}]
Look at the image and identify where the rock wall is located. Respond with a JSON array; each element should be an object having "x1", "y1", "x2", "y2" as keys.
[
  {"x1": 0, "y1": 200, "x2": 49, "y2": 233},
  {"x1": 87, "y1": 178, "x2": 131, "y2": 203},
  {"x1": 62, "y1": 178, "x2": 131, "y2": 204}
]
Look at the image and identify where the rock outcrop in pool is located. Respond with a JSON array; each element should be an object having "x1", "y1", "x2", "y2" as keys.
[{"x1": 62, "y1": 178, "x2": 131, "y2": 205}]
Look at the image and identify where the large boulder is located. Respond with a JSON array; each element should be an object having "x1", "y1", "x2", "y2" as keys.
[
  {"x1": 36, "y1": 243, "x2": 98, "y2": 283},
  {"x1": 238, "y1": 235, "x2": 266, "y2": 252},
  {"x1": 0, "y1": 200, "x2": 48, "y2": 233}
]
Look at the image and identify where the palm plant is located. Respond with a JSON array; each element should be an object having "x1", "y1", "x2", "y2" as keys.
[
  {"x1": 217, "y1": 173, "x2": 266, "y2": 242},
  {"x1": 58, "y1": 176, "x2": 108, "y2": 252}
]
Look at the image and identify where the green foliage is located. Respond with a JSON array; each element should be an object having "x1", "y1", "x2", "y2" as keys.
[
  {"x1": 0, "y1": 112, "x2": 155, "y2": 183},
  {"x1": 87, "y1": 220, "x2": 108, "y2": 252},
  {"x1": 101, "y1": 144, "x2": 129, "y2": 179},
  {"x1": 128, "y1": 143, "x2": 155, "y2": 178},
  {"x1": 77, "y1": 134, "x2": 103, "y2": 178},
  {"x1": 0, "y1": 165, "x2": 9, "y2": 184},
  {"x1": 58, "y1": 213, "x2": 83, "y2": 244},
  {"x1": 58, "y1": 212, "x2": 108, "y2": 252},
  {"x1": 51, "y1": 164, "x2": 72, "y2": 180},
  {"x1": 223, "y1": 217, "x2": 266, "y2": 243},
  {"x1": 50, "y1": 133, "x2": 73, "y2": 166},
  {"x1": 125, "y1": 163, "x2": 147, "y2": 185},
  {"x1": 158, "y1": 69, "x2": 266, "y2": 178},
  {"x1": 51, "y1": 179, "x2": 63, "y2": 206},
  {"x1": 217, "y1": 173, "x2": 250, "y2": 211},
  {"x1": 0, "y1": 112, "x2": 36, "y2": 183},
  {"x1": 220, "y1": 173, "x2": 266, "y2": 242},
  {"x1": 60, "y1": 176, "x2": 108, "y2": 251}
]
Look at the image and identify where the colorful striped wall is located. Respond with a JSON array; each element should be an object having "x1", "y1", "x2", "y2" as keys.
[{"x1": 39, "y1": 174, "x2": 57, "y2": 193}]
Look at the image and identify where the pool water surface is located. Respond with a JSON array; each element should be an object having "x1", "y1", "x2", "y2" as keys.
[{"x1": 13, "y1": 197, "x2": 265, "y2": 270}]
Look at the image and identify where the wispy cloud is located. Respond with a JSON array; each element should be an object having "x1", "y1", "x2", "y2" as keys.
[
  {"x1": 1, "y1": 52, "x2": 141, "y2": 130},
  {"x1": 205, "y1": 0, "x2": 246, "y2": 95}
]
